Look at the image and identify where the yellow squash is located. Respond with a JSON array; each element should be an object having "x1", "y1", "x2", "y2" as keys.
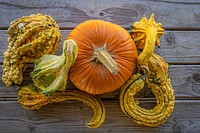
[
  {"x1": 120, "y1": 14, "x2": 175, "y2": 126},
  {"x1": 2, "y1": 13, "x2": 61, "y2": 87},
  {"x1": 18, "y1": 85, "x2": 106, "y2": 128}
]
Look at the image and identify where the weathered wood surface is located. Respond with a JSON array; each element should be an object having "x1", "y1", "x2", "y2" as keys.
[
  {"x1": 0, "y1": 100, "x2": 200, "y2": 133},
  {"x1": 1, "y1": 0, "x2": 200, "y2": 29},
  {"x1": 0, "y1": 0, "x2": 200, "y2": 132},
  {"x1": 1, "y1": 30, "x2": 200, "y2": 64},
  {"x1": 0, "y1": 65, "x2": 200, "y2": 99}
]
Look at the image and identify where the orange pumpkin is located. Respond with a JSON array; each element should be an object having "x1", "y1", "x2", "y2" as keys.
[{"x1": 67, "y1": 20, "x2": 137, "y2": 94}]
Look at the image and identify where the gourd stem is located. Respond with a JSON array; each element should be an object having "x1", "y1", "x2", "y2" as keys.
[{"x1": 93, "y1": 44, "x2": 119, "y2": 74}]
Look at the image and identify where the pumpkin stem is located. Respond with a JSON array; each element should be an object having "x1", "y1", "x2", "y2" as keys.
[{"x1": 92, "y1": 44, "x2": 119, "y2": 74}]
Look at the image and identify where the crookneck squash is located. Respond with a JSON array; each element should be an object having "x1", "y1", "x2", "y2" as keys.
[{"x1": 67, "y1": 20, "x2": 137, "y2": 94}]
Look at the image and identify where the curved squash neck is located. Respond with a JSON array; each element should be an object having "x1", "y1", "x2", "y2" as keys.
[{"x1": 137, "y1": 27, "x2": 157, "y2": 66}]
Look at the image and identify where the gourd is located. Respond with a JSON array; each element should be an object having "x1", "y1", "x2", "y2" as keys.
[
  {"x1": 120, "y1": 14, "x2": 175, "y2": 126},
  {"x1": 12, "y1": 13, "x2": 174, "y2": 128},
  {"x1": 30, "y1": 39, "x2": 78, "y2": 95},
  {"x1": 2, "y1": 13, "x2": 61, "y2": 87},
  {"x1": 18, "y1": 84, "x2": 105, "y2": 128},
  {"x1": 67, "y1": 20, "x2": 138, "y2": 94},
  {"x1": 18, "y1": 40, "x2": 106, "y2": 128}
]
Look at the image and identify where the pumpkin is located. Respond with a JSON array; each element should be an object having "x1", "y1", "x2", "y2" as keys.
[{"x1": 67, "y1": 20, "x2": 137, "y2": 94}]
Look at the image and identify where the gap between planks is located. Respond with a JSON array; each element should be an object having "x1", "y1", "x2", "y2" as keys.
[
  {"x1": 1, "y1": 97, "x2": 200, "y2": 101},
  {"x1": 1, "y1": 27, "x2": 200, "y2": 31}
]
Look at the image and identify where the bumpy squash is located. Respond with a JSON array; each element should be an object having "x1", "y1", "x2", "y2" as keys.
[
  {"x1": 120, "y1": 14, "x2": 175, "y2": 127},
  {"x1": 67, "y1": 20, "x2": 137, "y2": 94},
  {"x1": 2, "y1": 13, "x2": 61, "y2": 87}
]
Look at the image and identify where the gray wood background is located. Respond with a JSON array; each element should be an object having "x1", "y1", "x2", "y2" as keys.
[{"x1": 0, "y1": 0, "x2": 200, "y2": 132}]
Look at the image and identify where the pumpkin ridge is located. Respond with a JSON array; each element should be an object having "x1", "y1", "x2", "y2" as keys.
[
  {"x1": 113, "y1": 53, "x2": 137, "y2": 63},
  {"x1": 75, "y1": 54, "x2": 92, "y2": 61},
  {"x1": 88, "y1": 65, "x2": 106, "y2": 94},
  {"x1": 102, "y1": 21, "x2": 107, "y2": 45},
  {"x1": 101, "y1": 22, "x2": 114, "y2": 47},
  {"x1": 108, "y1": 38, "x2": 133, "y2": 54},
  {"x1": 75, "y1": 39, "x2": 92, "y2": 50},
  {"x1": 109, "y1": 38, "x2": 134, "y2": 53},
  {"x1": 99, "y1": 65, "x2": 107, "y2": 94},
  {"x1": 70, "y1": 65, "x2": 89, "y2": 82},
  {"x1": 76, "y1": 48, "x2": 92, "y2": 56},
  {"x1": 116, "y1": 71, "x2": 126, "y2": 85},
  {"x1": 114, "y1": 52, "x2": 136, "y2": 61},
  {"x1": 94, "y1": 20, "x2": 100, "y2": 42},
  {"x1": 112, "y1": 51, "x2": 137, "y2": 59},
  {"x1": 76, "y1": 55, "x2": 93, "y2": 61},
  {"x1": 108, "y1": 70, "x2": 117, "y2": 93},
  {"x1": 70, "y1": 62, "x2": 88, "y2": 74},
  {"x1": 117, "y1": 61, "x2": 133, "y2": 74},
  {"x1": 107, "y1": 35, "x2": 120, "y2": 50},
  {"x1": 103, "y1": 66, "x2": 109, "y2": 93},
  {"x1": 76, "y1": 66, "x2": 93, "y2": 90},
  {"x1": 105, "y1": 31, "x2": 119, "y2": 49},
  {"x1": 119, "y1": 69, "x2": 130, "y2": 83},
  {"x1": 73, "y1": 29, "x2": 92, "y2": 49},
  {"x1": 82, "y1": 64, "x2": 97, "y2": 93},
  {"x1": 92, "y1": 66, "x2": 102, "y2": 94},
  {"x1": 70, "y1": 62, "x2": 90, "y2": 75},
  {"x1": 80, "y1": 21, "x2": 102, "y2": 46}
]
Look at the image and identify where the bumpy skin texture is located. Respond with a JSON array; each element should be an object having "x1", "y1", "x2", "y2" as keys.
[
  {"x1": 120, "y1": 14, "x2": 175, "y2": 126},
  {"x1": 18, "y1": 85, "x2": 106, "y2": 128},
  {"x1": 2, "y1": 13, "x2": 61, "y2": 87}
]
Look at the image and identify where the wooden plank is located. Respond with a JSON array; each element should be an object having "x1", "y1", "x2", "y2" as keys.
[
  {"x1": 0, "y1": 100, "x2": 199, "y2": 132},
  {"x1": 0, "y1": 65, "x2": 200, "y2": 99},
  {"x1": 1, "y1": 30, "x2": 200, "y2": 64},
  {"x1": 156, "y1": 31, "x2": 200, "y2": 64},
  {"x1": 1, "y1": 0, "x2": 200, "y2": 29}
]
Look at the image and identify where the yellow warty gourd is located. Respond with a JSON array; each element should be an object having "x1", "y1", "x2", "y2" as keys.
[
  {"x1": 120, "y1": 14, "x2": 175, "y2": 126},
  {"x1": 2, "y1": 13, "x2": 61, "y2": 87}
]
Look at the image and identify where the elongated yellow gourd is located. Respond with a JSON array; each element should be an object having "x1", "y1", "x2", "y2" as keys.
[{"x1": 120, "y1": 14, "x2": 175, "y2": 126}]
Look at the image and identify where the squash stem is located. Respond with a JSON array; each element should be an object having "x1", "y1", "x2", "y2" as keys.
[{"x1": 93, "y1": 44, "x2": 119, "y2": 74}]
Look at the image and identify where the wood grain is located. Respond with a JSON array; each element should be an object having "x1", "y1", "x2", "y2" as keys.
[
  {"x1": 0, "y1": 30, "x2": 200, "y2": 64},
  {"x1": 0, "y1": 100, "x2": 199, "y2": 133},
  {"x1": 0, "y1": 65, "x2": 199, "y2": 99},
  {"x1": 0, "y1": 0, "x2": 200, "y2": 29},
  {"x1": 0, "y1": 0, "x2": 200, "y2": 132},
  {"x1": 155, "y1": 31, "x2": 200, "y2": 64}
]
